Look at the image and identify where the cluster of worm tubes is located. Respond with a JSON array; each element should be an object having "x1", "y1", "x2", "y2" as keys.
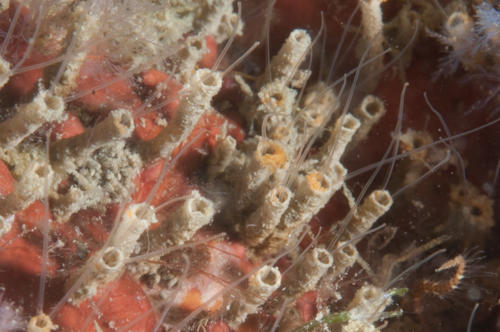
[{"x1": 0, "y1": 0, "x2": 498, "y2": 331}]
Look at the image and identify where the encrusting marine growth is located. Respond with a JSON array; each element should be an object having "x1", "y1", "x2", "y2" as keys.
[{"x1": 0, "y1": 0, "x2": 498, "y2": 331}]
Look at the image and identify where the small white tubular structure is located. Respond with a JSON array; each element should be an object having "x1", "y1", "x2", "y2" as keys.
[
  {"x1": 242, "y1": 185, "x2": 292, "y2": 247},
  {"x1": 355, "y1": 0, "x2": 385, "y2": 91},
  {"x1": 297, "y1": 82, "x2": 338, "y2": 144},
  {"x1": 70, "y1": 246, "x2": 125, "y2": 303},
  {"x1": 226, "y1": 265, "x2": 281, "y2": 328},
  {"x1": 282, "y1": 171, "x2": 333, "y2": 231},
  {"x1": 253, "y1": 138, "x2": 289, "y2": 173},
  {"x1": 27, "y1": 313, "x2": 54, "y2": 332},
  {"x1": 110, "y1": 203, "x2": 158, "y2": 257},
  {"x1": 352, "y1": 95, "x2": 386, "y2": 143},
  {"x1": 332, "y1": 243, "x2": 359, "y2": 277},
  {"x1": 257, "y1": 81, "x2": 297, "y2": 116},
  {"x1": 70, "y1": 203, "x2": 157, "y2": 303},
  {"x1": 347, "y1": 284, "x2": 392, "y2": 324},
  {"x1": 259, "y1": 171, "x2": 333, "y2": 255},
  {"x1": 52, "y1": 2, "x2": 103, "y2": 97},
  {"x1": 342, "y1": 190, "x2": 393, "y2": 241},
  {"x1": 146, "y1": 68, "x2": 222, "y2": 159},
  {"x1": 280, "y1": 248, "x2": 333, "y2": 301},
  {"x1": 320, "y1": 114, "x2": 361, "y2": 164},
  {"x1": 50, "y1": 108, "x2": 135, "y2": 168},
  {"x1": 300, "y1": 106, "x2": 328, "y2": 132},
  {"x1": 98, "y1": 247, "x2": 124, "y2": 274},
  {"x1": 236, "y1": 138, "x2": 289, "y2": 210},
  {"x1": 0, "y1": 161, "x2": 53, "y2": 217},
  {"x1": 267, "y1": 29, "x2": 312, "y2": 83},
  {"x1": 248, "y1": 266, "x2": 282, "y2": 301},
  {"x1": 357, "y1": 0, "x2": 384, "y2": 55},
  {"x1": 0, "y1": 90, "x2": 65, "y2": 148},
  {"x1": 323, "y1": 161, "x2": 347, "y2": 192},
  {"x1": 164, "y1": 190, "x2": 215, "y2": 245},
  {"x1": 295, "y1": 248, "x2": 334, "y2": 291}
]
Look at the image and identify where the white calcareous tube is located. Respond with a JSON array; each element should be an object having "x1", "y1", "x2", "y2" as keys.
[
  {"x1": 242, "y1": 185, "x2": 292, "y2": 247},
  {"x1": 69, "y1": 203, "x2": 157, "y2": 303},
  {"x1": 163, "y1": 190, "x2": 215, "y2": 245},
  {"x1": 0, "y1": 89, "x2": 65, "y2": 148},
  {"x1": 342, "y1": 190, "x2": 393, "y2": 241},
  {"x1": 267, "y1": 29, "x2": 312, "y2": 83},
  {"x1": 226, "y1": 265, "x2": 281, "y2": 328},
  {"x1": 352, "y1": 95, "x2": 386, "y2": 144},
  {"x1": 273, "y1": 248, "x2": 333, "y2": 306},
  {"x1": 27, "y1": 313, "x2": 54, "y2": 332}
]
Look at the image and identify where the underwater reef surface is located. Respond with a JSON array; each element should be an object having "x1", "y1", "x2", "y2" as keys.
[{"x1": 0, "y1": 0, "x2": 498, "y2": 331}]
